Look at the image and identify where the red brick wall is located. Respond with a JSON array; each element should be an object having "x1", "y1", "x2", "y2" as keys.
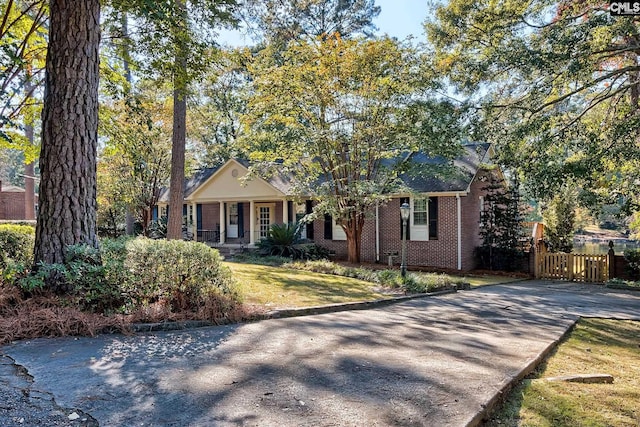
[
  {"x1": 310, "y1": 186, "x2": 488, "y2": 271},
  {"x1": 0, "y1": 192, "x2": 28, "y2": 220},
  {"x1": 460, "y1": 172, "x2": 490, "y2": 270},
  {"x1": 200, "y1": 202, "x2": 220, "y2": 230}
]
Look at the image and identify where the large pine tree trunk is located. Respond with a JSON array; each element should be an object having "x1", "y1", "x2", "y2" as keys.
[
  {"x1": 34, "y1": 0, "x2": 100, "y2": 265},
  {"x1": 166, "y1": 0, "x2": 187, "y2": 240}
]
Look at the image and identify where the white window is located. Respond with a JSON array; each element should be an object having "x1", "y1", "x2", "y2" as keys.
[
  {"x1": 295, "y1": 202, "x2": 307, "y2": 239},
  {"x1": 333, "y1": 217, "x2": 347, "y2": 241},
  {"x1": 409, "y1": 197, "x2": 438, "y2": 241}
]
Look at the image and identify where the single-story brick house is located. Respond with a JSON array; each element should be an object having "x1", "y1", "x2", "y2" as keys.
[
  {"x1": 0, "y1": 180, "x2": 37, "y2": 221},
  {"x1": 155, "y1": 143, "x2": 498, "y2": 271}
]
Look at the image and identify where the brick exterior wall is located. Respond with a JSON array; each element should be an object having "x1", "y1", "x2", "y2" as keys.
[
  {"x1": 310, "y1": 173, "x2": 491, "y2": 271},
  {"x1": 0, "y1": 191, "x2": 37, "y2": 220},
  {"x1": 200, "y1": 202, "x2": 220, "y2": 230}
]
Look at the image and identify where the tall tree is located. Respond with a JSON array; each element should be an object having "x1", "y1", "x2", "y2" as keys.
[
  {"x1": 246, "y1": 0, "x2": 380, "y2": 43},
  {"x1": 167, "y1": 0, "x2": 188, "y2": 240},
  {"x1": 109, "y1": 0, "x2": 237, "y2": 240},
  {"x1": 0, "y1": 0, "x2": 47, "y2": 143},
  {"x1": 244, "y1": 35, "x2": 463, "y2": 262},
  {"x1": 34, "y1": 0, "x2": 100, "y2": 266},
  {"x1": 98, "y1": 81, "x2": 172, "y2": 236},
  {"x1": 427, "y1": 1, "x2": 640, "y2": 212}
]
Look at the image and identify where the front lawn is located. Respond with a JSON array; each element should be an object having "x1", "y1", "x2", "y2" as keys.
[
  {"x1": 225, "y1": 262, "x2": 397, "y2": 309},
  {"x1": 486, "y1": 318, "x2": 640, "y2": 426}
]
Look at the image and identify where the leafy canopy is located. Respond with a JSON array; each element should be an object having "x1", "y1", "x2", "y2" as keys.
[{"x1": 427, "y1": 0, "x2": 640, "y2": 211}]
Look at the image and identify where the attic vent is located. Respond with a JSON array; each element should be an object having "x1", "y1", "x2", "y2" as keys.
[{"x1": 231, "y1": 169, "x2": 239, "y2": 177}]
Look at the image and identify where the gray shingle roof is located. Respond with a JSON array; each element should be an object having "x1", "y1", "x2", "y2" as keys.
[
  {"x1": 158, "y1": 144, "x2": 490, "y2": 202},
  {"x1": 400, "y1": 143, "x2": 490, "y2": 193}
]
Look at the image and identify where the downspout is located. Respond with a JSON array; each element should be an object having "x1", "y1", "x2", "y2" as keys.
[
  {"x1": 456, "y1": 193, "x2": 462, "y2": 270},
  {"x1": 375, "y1": 203, "x2": 380, "y2": 263}
]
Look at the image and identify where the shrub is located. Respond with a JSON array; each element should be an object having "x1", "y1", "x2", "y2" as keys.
[
  {"x1": 123, "y1": 238, "x2": 238, "y2": 311},
  {"x1": 475, "y1": 246, "x2": 526, "y2": 272},
  {"x1": 258, "y1": 223, "x2": 304, "y2": 258},
  {"x1": 0, "y1": 224, "x2": 35, "y2": 282},
  {"x1": 624, "y1": 249, "x2": 640, "y2": 279},
  {"x1": 284, "y1": 260, "x2": 466, "y2": 292}
]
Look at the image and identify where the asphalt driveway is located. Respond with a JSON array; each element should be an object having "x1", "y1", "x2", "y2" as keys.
[{"x1": 2, "y1": 281, "x2": 640, "y2": 426}]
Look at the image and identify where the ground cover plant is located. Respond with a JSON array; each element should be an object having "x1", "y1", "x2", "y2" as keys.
[
  {"x1": 485, "y1": 318, "x2": 640, "y2": 427},
  {"x1": 284, "y1": 259, "x2": 468, "y2": 293}
]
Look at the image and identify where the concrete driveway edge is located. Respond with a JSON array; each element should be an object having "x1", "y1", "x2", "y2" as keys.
[{"x1": 464, "y1": 317, "x2": 581, "y2": 427}]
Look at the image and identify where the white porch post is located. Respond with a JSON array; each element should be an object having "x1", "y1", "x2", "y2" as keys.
[
  {"x1": 249, "y1": 201, "x2": 255, "y2": 245},
  {"x1": 219, "y1": 201, "x2": 225, "y2": 244},
  {"x1": 282, "y1": 199, "x2": 288, "y2": 224},
  {"x1": 192, "y1": 202, "x2": 197, "y2": 241}
]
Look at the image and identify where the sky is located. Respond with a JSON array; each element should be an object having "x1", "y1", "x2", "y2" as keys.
[
  {"x1": 219, "y1": 0, "x2": 431, "y2": 46},
  {"x1": 373, "y1": 0, "x2": 429, "y2": 40}
]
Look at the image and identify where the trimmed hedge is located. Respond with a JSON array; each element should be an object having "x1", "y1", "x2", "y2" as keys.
[
  {"x1": 0, "y1": 224, "x2": 35, "y2": 281},
  {"x1": 122, "y1": 238, "x2": 238, "y2": 310},
  {"x1": 13, "y1": 237, "x2": 239, "y2": 316}
]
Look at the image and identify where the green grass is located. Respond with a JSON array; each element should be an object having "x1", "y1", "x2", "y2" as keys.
[
  {"x1": 486, "y1": 318, "x2": 640, "y2": 427},
  {"x1": 224, "y1": 262, "x2": 394, "y2": 309}
]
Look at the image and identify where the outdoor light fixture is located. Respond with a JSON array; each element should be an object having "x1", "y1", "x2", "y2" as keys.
[{"x1": 400, "y1": 202, "x2": 410, "y2": 279}]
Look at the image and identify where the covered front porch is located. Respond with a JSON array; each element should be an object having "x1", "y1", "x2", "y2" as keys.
[{"x1": 189, "y1": 199, "x2": 292, "y2": 247}]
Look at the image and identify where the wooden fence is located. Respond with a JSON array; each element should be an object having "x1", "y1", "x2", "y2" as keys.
[{"x1": 535, "y1": 252, "x2": 609, "y2": 283}]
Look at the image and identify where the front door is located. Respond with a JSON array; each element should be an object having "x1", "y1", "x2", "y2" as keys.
[
  {"x1": 258, "y1": 205, "x2": 273, "y2": 239},
  {"x1": 227, "y1": 203, "x2": 238, "y2": 238}
]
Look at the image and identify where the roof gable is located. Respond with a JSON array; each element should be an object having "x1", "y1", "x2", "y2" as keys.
[{"x1": 187, "y1": 159, "x2": 287, "y2": 201}]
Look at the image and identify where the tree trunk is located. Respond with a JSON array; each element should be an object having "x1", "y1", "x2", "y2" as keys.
[
  {"x1": 122, "y1": 12, "x2": 136, "y2": 237},
  {"x1": 24, "y1": 72, "x2": 35, "y2": 221},
  {"x1": 34, "y1": 0, "x2": 100, "y2": 266},
  {"x1": 345, "y1": 212, "x2": 364, "y2": 263},
  {"x1": 166, "y1": 0, "x2": 188, "y2": 240}
]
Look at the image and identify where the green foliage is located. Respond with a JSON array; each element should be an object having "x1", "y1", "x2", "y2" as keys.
[
  {"x1": 427, "y1": 0, "x2": 640, "y2": 217},
  {"x1": 256, "y1": 223, "x2": 331, "y2": 260},
  {"x1": 123, "y1": 238, "x2": 238, "y2": 311},
  {"x1": 245, "y1": 0, "x2": 381, "y2": 44},
  {"x1": 284, "y1": 260, "x2": 466, "y2": 292},
  {"x1": 257, "y1": 223, "x2": 301, "y2": 257},
  {"x1": 623, "y1": 249, "x2": 640, "y2": 278},
  {"x1": 0, "y1": 0, "x2": 47, "y2": 154},
  {"x1": 477, "y1": 172, "x2": 526, "y2": 270},
  {"x1": 12, "y1": 237, "x2": 239, "y2": 315},
  {"x1": 0, "y1": 224, "x2": 34, "y2": 281},
  {"x1": 245, "y1": 35, "x2": 465, "y2": 262},
  {"x1": 543, "y1": 186, "x2": 577, "y2": 253}
]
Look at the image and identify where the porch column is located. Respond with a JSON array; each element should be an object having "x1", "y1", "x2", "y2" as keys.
[
  {"x1": 219, "y1": 201, "x2": 225, "y2": 244},
  {"x1": 282, "y1": 199, "x2": 288, "y2": 224},
  {"x1": 192, "y1": 202, "x2": 198, "y2": 242},
  {"x1": 249, "y1": 200, "x2": 255, "y2": 245}
]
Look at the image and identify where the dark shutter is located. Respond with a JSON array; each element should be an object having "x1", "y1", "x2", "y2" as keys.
[
  {"x1": 324, "y1": 214, "x2": 332, "y2": 240},
  {"x1": 306, "y1": 200, "x2": 314, "y2": 239},
  {"x1": 152, "y1": 206, "x2": 158, "y2": 221},
  {"x1": 196, "y1": 204, "x2": 202, "y2": 230},
  {"x1": 287, "y1": 201, "x2": 294, "y2": 223},
  {"x1": 429, "y1": 197, "x2": 438, "y2": 240},
  {"x1": 238, "y1": 203, "x2": 244, "y2": 238},
  {"x1": 400, "y1": 197, "x2": 410, "y2": 240}
]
